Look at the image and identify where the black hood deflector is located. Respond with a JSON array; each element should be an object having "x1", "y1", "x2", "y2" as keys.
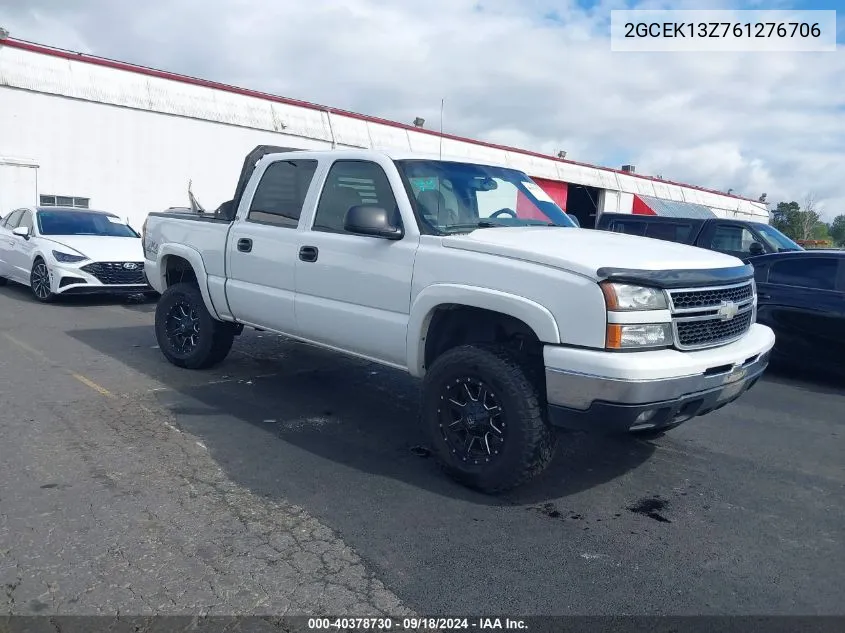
[{"x1": 596, "y1": 264, "x2": 754, "y2": 289}]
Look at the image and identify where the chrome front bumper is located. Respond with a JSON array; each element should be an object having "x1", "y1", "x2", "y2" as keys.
[{"x1": 543, "y1": 326, "x2": 774, "y2": 433}]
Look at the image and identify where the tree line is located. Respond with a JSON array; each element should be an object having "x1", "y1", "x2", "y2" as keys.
[{"x1": 770, "y1": 195, "x2": 845, "y2": 247}]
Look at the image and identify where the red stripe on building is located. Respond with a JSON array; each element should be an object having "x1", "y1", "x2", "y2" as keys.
[
  {"x1": 533, "y1": 178, "x2": 568, "y2": 210},
  {"x1": 0, "y1": 37, "x2": 762, "y2": 205},
  {"x1": 632, "y1": 195, "x2": 657, "y2": 215}
]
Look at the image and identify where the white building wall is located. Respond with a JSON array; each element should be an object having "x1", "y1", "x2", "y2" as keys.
[
  {"x1": 0, "y1": 88, "x2": 335, "y2": 228},
  {"x1": 0, "y1": 42, "x2": 770, "y2": 226}
]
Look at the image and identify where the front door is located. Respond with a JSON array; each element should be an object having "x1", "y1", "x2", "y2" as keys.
[
  {"x1": 757, "y1": 256, "x2": 844, "y2": 369},
  {"x1": 295, "y1": 159, "x2": 419, "y2": 368}
]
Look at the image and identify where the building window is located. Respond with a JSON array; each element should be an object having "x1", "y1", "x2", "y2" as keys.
[{"x1": 40, "y1": 195, "x2": 90, "y2": 209}]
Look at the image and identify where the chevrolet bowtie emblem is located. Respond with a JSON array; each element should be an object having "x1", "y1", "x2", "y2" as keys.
[{"x1": 717, "y1": 300, "x2": 739, "y2": 321}]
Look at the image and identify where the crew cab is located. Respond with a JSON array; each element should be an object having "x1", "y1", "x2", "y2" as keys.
[
  {"x1": 142, "y1": 146, "x2": 775, "y2": 493},
  {"x1": 596, "y1": 213, "x2": 803, "y2": 261}
]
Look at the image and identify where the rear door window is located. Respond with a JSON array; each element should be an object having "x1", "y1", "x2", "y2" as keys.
[
  {"x1": 248, "y1": 159, "x2": 319, "y2": 228},
  {"x1": 3, "y1": 210, "x2": 24, "y2": 229},
  {"x1": 644, "y1": 222, "x2": 693, "y2": 243},
  {"x1": 768, "y1": 257, "x2": 839, "y2": 291},
  {"x1": 608, "y1": 220, "x2": 647, "y2": 236}
]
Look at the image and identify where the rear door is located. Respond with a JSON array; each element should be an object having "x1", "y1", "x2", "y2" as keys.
[
  {"x1": 0, "y1": 209, "x2": 25, "y2": 281},
  {"x1": 7, "y1": 210, "x2": 37, "y2": 281},
  {"x1": 756, "y1": 256, "x2": 843, "y2": 368},
  {"x1": 224, "y1": 157, "x2": 320, "y2": 335}
]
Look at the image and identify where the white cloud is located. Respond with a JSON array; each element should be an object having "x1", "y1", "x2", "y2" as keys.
[{"x1": 1, "y1": 0, "x2": 843, "y2": 219}]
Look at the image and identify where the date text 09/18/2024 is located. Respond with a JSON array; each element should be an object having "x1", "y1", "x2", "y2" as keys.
[{"x1": 307, "y1": 617, "x2": 528, "y2": 631}]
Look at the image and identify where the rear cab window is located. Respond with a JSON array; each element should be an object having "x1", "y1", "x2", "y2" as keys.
[{"x1": 608, "y1": 220, "x2": 647, "y2": 236}]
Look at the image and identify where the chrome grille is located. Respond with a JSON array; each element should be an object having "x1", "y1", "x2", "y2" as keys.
[
  {"x1": 81, "y1": 262, "x2": 147, "y2": 285},
  {"x1": 669, "y1": 284, "x2": 753, "y2": 312},
  {"x1": 668, "y1": 281, "x2": 755, "y2": 350},
  {"x1": 676, "y1": 311, "x2": 753, "y2": 348}
]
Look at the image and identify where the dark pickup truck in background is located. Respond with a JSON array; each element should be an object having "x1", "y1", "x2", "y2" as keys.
[{"x1": 595, "y1": 213, "x2": 803, "y2": 261}]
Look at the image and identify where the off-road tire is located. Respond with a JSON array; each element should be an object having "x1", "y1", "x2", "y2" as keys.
[
  {"x1": 155, "y1": 282, "x2": 235, "y2": 369},
  {"x1": 420, "y1": 344, "x2": 557, "y2": 494}
]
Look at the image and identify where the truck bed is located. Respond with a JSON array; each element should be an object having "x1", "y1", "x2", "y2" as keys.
[{"x1": 147, "y1": 208, "x2": 233, "y2": 224}]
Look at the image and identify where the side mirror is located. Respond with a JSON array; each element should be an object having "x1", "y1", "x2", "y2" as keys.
[
  {"x1": 12, "y1": 226, "x2": 30, "y2": 240},
  {"x1": 566, "y1": 213, "x2": 581, "y2": 227},
  {"x1": 344, "y1": 205, "x2": 404, "y2": 240},
  {"x1": 749, "y1": 241, "x2": 765, "y2": 256}
]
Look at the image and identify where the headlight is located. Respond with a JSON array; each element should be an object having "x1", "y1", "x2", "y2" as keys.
[
  {"x1": 601, "y1": 282, "x2": 668, "y2": 311},
  {"x1": 606, "y1": 323, "x2": 673, "y2": 349},
  {"x1": 52, "y1": 250, "x2": 87, "y2": 263}
]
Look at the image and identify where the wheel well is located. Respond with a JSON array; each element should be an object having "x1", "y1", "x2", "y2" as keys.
[
  {"x1": 424, "y1": 305, "x2": 544, "y2": 372},
  {"x1": 163, "y1": 256, "x2": 198, "y2": 288}
]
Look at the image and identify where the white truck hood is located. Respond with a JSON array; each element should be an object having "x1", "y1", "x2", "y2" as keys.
[{"x1": 441, "y1": 227, "x2": 743, "y2": 279}]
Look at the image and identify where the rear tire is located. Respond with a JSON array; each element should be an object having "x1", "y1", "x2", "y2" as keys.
[
  {"x1": 155, "y1": 282, "x2": 235, "y2": 369},
  {"x1": 420, "y1": 344, "x2": 557, "y2": 494},
  {"x1": 0, "y1": 276, "x2": 7, "y2": 286}
]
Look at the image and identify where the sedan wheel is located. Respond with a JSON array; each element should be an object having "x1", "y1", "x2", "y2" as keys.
[{"x1": 30, "y1": 260, "x2": 55, "y2": 303}]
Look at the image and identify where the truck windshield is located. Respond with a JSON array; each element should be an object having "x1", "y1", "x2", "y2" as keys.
[
  {"x1": 37, "y1": 211, "x2": 140, "y2": 237},
  {"x1": 394, "y1": 159, "x2": 576, "y2": 234},
  {"x1": 755, "y1": 224, "x2": 803, "y2": 252}
]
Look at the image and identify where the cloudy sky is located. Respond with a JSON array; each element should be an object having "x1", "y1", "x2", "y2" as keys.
[{"x1": 1, "y1": 0, "x2": 843, "y2": 218}]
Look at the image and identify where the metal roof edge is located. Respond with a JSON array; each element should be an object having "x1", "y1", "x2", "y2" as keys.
[{"x1": 0, "y1": 36, "x2": 763, "y2": 204}]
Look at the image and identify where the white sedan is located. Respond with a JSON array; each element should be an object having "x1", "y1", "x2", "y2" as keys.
[{"x1": 0, "y1": 206, "x2": 153, "y2": 302}]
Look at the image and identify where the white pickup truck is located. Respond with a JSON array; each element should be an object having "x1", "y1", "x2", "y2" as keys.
[{"x1": 142, "y1": 145, "x2": 775, "y2": 493}]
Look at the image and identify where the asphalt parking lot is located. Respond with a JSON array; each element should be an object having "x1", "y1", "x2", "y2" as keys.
[{"x1": 1, "y1": 284, "x2": 843, "y2": 617}]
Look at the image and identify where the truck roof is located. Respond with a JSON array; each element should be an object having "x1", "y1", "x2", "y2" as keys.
[{"x1": 259, "y1": 147, "x2": 514, "y2": 170}]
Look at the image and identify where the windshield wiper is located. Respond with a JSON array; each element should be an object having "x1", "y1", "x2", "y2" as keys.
[
  {"x1": 442, "y1": 221, "x2": 508, "y2": 233},
  {"x1": 442, "y1": 220, "x2": 559, "y2": 234}
]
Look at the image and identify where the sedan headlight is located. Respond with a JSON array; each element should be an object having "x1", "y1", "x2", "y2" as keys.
[
  {"x1": 52, "y1": 250, "x2": 87, "y2": 263},
  {"x1": 606, "y1": 323, "x2": 673, "y2": 350},
  {"x1": 601, "y1": 282, "x2": 668, "y2": 311}
]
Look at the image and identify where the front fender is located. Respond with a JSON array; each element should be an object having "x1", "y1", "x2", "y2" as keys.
[
  {"x1": 407, "y1": 283, "x2": 561, "y2": 378},
  {"x1": 154, "y1": 244, "x2": 221, "y2": 320}
]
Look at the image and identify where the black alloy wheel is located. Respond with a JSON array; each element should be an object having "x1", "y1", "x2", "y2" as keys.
[
  {"x1": 164, "y1": 301, "x2": 201, "y2": 355},
  {"x1": 438, "y1": 376, "x2": 506, "y2": 467}
]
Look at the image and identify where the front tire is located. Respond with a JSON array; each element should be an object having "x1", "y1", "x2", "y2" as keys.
[
  {"x1": 30, "y1": 258, "x2": 55, "y2": 303},
  {"x1": 421, "y1": 345, "x2": 557, "y2": 494},
  {"x1": 155, "y1": 282, "x2": 235, "y2": 369}
]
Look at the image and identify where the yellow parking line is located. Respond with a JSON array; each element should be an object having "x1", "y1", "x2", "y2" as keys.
[
  {"x1": 1, "y1": 332, "x2": 55, "y2": 363},
  {"x1": 71, "y1": 373, "x2": 116, "y2": 399},
  {"x1": 3, "y1": 332, "x2": 117, "y2": 399}
]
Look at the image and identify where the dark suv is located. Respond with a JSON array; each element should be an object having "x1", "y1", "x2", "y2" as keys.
[{"x1": 595, "y1": 213, "x2": 802, "y2": 261}]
